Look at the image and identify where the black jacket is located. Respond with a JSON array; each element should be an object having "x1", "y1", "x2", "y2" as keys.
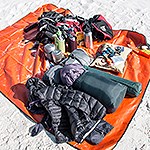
[{"x1": 26, "y1": 77, "x2": 113, "y2": 144}]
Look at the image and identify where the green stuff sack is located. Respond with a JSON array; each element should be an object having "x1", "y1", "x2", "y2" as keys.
[
  {"x1": 73, "y1": 70, "x2": 127, "y2": 113},
  {"x1": 84, "y1": 66, "x2": 142, "y2": 97}
]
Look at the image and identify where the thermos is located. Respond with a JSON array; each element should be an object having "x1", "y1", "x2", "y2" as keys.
[
  {"x1": 84, "y1": 30, "x2": 93, "y2": 49},
  {"x1": 51, "y1": 49, "x2": 65, "y2": 64},
  {"x1": 44, "y1": 43, "x2": 56, "y2": 61},
  {"x1": 54, "y1": 29, "x2": 66, "y2": 53},
  {"x1": 67, "y1": 34, "x2": 77, "y2": 52}
]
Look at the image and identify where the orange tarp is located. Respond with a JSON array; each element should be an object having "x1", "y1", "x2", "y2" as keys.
[{"x1": 0, "y1": 4, "x2": 150, "y2": 150}]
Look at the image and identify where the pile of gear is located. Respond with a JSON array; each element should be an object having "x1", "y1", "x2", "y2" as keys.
[
  {"x1": 24, "y1": 10, "x2": 143, "y2": 145},
  {"x1": 24, "y1": 10, "x2": 113, "y2": 60}
]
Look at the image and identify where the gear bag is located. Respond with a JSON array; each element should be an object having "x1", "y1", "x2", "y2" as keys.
[
  {"x1": 73, "y1": 71, "x2": 127, "y2": 113},
  {"x1": 89, "y1": 14, "x2": 113, "y2": 41}
]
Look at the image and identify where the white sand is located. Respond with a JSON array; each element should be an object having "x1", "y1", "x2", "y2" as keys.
[{"x1": 0, "y1": 0, "x2": 150, "y2": 149}]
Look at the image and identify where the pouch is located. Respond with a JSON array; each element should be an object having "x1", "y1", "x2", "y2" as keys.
[{"x1": 90, "y1": 43, "x2": 132, "y2": 73}]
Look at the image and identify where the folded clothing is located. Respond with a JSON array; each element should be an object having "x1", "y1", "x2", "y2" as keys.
[{"x1": 60, "y1": 63, "x2": 85, "y2": 87}]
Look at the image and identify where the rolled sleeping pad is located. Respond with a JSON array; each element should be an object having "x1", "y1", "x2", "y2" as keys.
[{"x1": 84, "y1": 66, "x2": 142, "y2": 97}]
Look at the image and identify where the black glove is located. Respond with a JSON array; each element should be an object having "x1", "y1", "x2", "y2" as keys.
[{"x1": 85, "y1": 120, "x2": 113, "y2": 145}]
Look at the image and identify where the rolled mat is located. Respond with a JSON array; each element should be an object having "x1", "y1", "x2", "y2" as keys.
[{"x1": 84, "y1": 65, "x2": 142, "y2": 98}]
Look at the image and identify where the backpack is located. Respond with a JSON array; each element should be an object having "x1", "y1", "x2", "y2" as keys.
[{"x1": 83, "y1": 15, "x2": 113, "y2": 41}]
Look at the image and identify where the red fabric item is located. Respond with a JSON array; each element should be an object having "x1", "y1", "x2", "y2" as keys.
[{"x1": 0, "y1": 4, "x2": 149, "y2": 150}]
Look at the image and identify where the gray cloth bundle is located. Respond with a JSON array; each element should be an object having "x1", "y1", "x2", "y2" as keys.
[{"x1": 60, "y1": 48, "x2": 94, "y2": 66}]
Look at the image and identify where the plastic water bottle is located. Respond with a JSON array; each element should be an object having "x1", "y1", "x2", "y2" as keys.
[{"x1": 54, "y1": 29, "x2": 66, "y2": 53}]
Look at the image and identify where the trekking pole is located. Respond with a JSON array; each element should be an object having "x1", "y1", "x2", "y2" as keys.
[{"x1": 32, "y1": 44, "x2": 40, "y2": 77}]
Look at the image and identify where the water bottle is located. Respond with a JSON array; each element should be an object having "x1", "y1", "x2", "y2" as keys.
[
  {"x1": 67, "y1": 34, "x2": 77, "y2": 52},
  {"x1": 54, "y1": 29, "x2": 66, "y2": 53},
  {"x1": 84, "y1": 30, "x2": 93, "y2": 49},
  {"x1": 44, "y1": 43, "x2": 56, "y2": 61},
  {"x1": 51, "y1": 49, "x2": 65, "y2": 64}
]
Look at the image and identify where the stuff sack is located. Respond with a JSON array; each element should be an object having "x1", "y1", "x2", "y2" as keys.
[
  {"x1": 73, "y1": 71, "x2": 127, "y2": 113},
  {"x1": 89, "y1": 15, "x2": 113, "y2": 41},
  {"x1": 60, "y1": 48, "x2": 94, "y2": 66},
  {"x1": 84, "y1": 66, "x2": 142, "y2": 97}
]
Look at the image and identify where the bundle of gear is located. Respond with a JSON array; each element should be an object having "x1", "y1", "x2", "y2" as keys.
[
  {"x1": 24, "y1": 10, "x2": 143, "y2": 145},
  {"x1": 24, "y1": 10, "x2": 113, "y2": 55}
]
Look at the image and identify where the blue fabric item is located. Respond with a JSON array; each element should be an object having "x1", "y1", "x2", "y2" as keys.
[
  {"x1": 60, "y1": 64, "x2": 85, "y2": 86},
  {"x1": 85, "y1": 120, "x2": 113, "y2": 145},
  {"x1": 42, "y1": 65, "x2": 63, "y2": 85}
]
